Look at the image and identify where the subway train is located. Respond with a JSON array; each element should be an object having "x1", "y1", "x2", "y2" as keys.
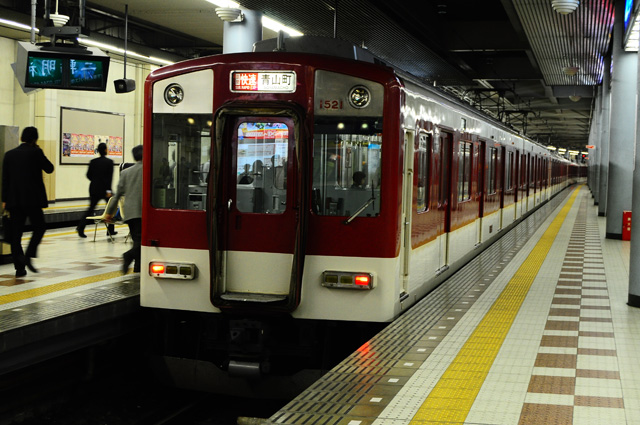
[{"x1": 141, "y1": 36, "x2": 583, "y2": 384}]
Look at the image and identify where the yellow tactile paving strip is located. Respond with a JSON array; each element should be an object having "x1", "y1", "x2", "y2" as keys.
[
  {"x1": 0, "y1": 270, "x2": 125, "y2": 305},
  {"x1": 409, "y1": 187, "x2": 581, "y2": 424}
]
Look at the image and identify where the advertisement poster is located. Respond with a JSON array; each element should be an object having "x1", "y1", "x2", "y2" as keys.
[
  {"x1": 60, "y1": 107, "x2": 125, "y2": 165},
  {"x1": 61, "y1": 133, "x2": 123, "y2": 159}
]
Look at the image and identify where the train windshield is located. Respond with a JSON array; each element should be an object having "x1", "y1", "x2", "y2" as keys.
[
  {"x1": 150, "y1": 113, "x2": 211, "y2": 210},
  {"x1": 312, "y1": 116, "x2": 382, "y2": 217},
  {"x1": 235, "y1": 121, "x2": 289, "y2": 214}
]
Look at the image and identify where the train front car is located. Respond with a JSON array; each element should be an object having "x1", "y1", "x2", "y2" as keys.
[{"x1": 141, "y1": 49, "x2": 403, "y2": 382}]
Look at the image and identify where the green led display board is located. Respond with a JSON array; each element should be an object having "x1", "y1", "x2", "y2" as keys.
[
  {"x1": 26, "y1": 56, "x2": 64, "y2": 87},
  {"x1": 19, "y1": 44, "x2": 111, "y2": 92}
]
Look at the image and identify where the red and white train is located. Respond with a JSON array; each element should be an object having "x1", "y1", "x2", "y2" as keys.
[{"x1": 141, "y1": 36, "x2": 582, "y2": 381}]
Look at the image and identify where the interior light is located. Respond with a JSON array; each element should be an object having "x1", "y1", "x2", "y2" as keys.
[{"x1": 337, "y1": 123, "x2": 345, "y2": 130}]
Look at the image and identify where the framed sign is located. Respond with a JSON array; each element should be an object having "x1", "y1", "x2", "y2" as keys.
[{"x1": 60, "y1": 107, "x2": 124, "y2": 165}]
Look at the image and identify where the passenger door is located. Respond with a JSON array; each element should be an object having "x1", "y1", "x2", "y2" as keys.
[
  {"x1": 401, "y1": 131, "x2": 413, "y2": 291},
  {"x1": 214, "y1": 114, "x2": 301, "y2": 307}
]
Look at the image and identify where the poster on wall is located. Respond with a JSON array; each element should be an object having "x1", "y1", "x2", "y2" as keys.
[{"x1": 60, "y1": 107, "x2": 124, "y2": 165}]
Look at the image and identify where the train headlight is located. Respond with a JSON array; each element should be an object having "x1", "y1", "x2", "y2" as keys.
[
  {"x1": 164, "y1": 83, "x2": 184, "y2": 106},
  {"x1": 349, "y1": 85, "x2": 371, "y2": 109},
  {"x1": 149, "y1": 261, "x2": 196, "y2": 280},
  {"x1": 322, "y1": 271, "x2": 374, "y2": 290}
]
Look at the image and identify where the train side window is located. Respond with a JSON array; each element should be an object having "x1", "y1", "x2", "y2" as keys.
[
  {"x1": 506, "y1": 151, "x2": 514, "y2": 190},
  {"x1": 151, "y1": 113, "x2": 211, "y2": 210},
  {"x1": 313, "y1": 116, "x2": 383, "y2": 217},
  {"x1": 458, "y1": 141, "x2": 472, "y2": 202},
  {"x1": 416, "y1": 132, "x2": 431, "y2": 212},
  {"x1": 486, "y1": 147, "x2": 497, "y2": 195}
]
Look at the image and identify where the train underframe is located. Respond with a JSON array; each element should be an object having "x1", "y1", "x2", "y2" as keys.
[{"x1": 147, "y1": 309, "x2": 386, "y2": 394}]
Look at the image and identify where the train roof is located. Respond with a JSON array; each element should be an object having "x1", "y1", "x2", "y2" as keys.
[{"x1": 255, "y1": 36, "x2": 558, "y2": 153}]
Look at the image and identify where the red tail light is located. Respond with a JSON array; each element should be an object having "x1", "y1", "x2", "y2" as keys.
[
  {"x1": 354, "y1": 275, "x2": 370, "y2": 286},
  {"x1": 322, "y1": 271, "x2": 374, "y2": 289}
]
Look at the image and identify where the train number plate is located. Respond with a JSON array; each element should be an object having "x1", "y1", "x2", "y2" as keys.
[{"x1": 231, "y1": 71, "x2": 296, "y2": 93}]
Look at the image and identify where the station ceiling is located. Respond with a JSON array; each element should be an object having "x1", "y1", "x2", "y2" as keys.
[{"x1": 2, "y1": 0, "x2": 617, "y2": 151}]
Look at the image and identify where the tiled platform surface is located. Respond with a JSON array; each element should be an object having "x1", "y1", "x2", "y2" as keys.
[
  {"x1": 0, "y1": 222, "x2": 139, "y2": 373},
  {"x1": 268, "y1": 186, "x2": 640, "y2": 425}
]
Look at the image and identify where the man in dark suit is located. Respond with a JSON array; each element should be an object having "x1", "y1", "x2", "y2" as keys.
[
  {"x1": 76, "y1": 142, "x2": 115, "y2": 238},
  {"x1": 2, "y1": 127, "x2": 54, "y2": 277}
]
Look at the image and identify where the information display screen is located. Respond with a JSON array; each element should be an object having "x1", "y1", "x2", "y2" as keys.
[
  {"x1": 26, "y1": 56, "x2": 64, "y2": 87},
  {"x1": 24, "y1": 52, "x2": 110, "y2": 91},
  {"x1": 68, "y1": 59, "x2": 105, "y2": 89}
]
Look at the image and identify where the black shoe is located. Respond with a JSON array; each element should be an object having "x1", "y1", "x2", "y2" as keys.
[
  {"x1": 16, "y1": 270, "x2": 26, "y2": 278},
  {"x1": 77, "y1": 228, "x2": 87, "y2": 238},
  {"x1": 122, "y1": 253, "x2": 133, "y2": 275},
  {"x1": 25, "y1": 257, "x2": 38, "y2": 273}
]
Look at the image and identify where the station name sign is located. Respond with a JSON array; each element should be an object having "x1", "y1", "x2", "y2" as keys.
[{"x1": 231, "y1": 71, "x2": 296, "y2": 93}]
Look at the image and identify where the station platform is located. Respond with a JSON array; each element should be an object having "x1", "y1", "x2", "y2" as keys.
[
  {"x1": 268, "y1": 186, "x2": 640, "y2": 425},
  {"x1": 0, "y1": 215, "x2": 139, "y2": 374}
]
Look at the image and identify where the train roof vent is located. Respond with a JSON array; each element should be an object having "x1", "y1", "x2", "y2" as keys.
[{"x1": 253, "y1": 35, "x2": 381, "y2": 64}]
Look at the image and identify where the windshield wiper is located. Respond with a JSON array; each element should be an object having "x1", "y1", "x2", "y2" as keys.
[{"x1": 343, "y1": 195, "x2": 376, "y2": 225}]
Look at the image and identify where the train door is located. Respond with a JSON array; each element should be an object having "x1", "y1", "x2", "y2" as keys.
[
  {"x1": 401, "y1": 130, "x2": 414, "y2": 291},
  {"x1": 436, "y1": 131, "x2": 452, "y2": 273},
  {"x1": 213, "y1": 113, "x2": 301, "y2": 308}
]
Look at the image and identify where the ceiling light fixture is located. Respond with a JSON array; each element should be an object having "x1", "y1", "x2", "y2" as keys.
[
  {"x1": 49, "y1": 0, "x2": 69, "y2": 27},
  {"x1": 552, "y1": 0, "x2": 580, "y2": 15},
  {"x1": 215, "y1": 7, "x2": 243, "y2": 22},
  {"x1": 562, "y1": 66, "x2": 580, "y2": 76}
]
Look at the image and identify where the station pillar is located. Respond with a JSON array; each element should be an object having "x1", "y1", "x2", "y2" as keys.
[
  {"x1": 597, "y1": 56, "x2": 611, "y2": 217},
  {"x1": 628, "y1": 15, "x2": 640, "y2": 308},
  {"x1": 221, "y1": 9, "x2": 263, "y2": 54},
  {"x1": 605, "y1": 0, "x2": 636, "y2": 237},
  {"x1": 588, "y1": 85, "x2": 601, "y2": 204}
]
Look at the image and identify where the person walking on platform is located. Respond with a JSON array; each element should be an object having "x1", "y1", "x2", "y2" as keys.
[
  {"x1": 105, "y1": 145, "x2": 142, "y2": 274},
  {"x1": 76, "y1": 142, "x2": 116, "y2": 238},
  {"x1": 2, "y1": 127, "x2": 54, "y2": 277}
]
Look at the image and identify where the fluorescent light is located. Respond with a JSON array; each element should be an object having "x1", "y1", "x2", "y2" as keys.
[
  {"x1": 547, "y1": 145, "x2": 557, "y2": 151},
  {"x1": 262, "y1": 15, "x2": 303, "y2": 36},
  {"x1": 206, "y1": 1, "x2": 303, "y2": 36},
  {"x1": 79, "y1": 38, "x2": 174, "y2": 66},
  {"x1": 0, "y1": 18, "x2": 39, "y2": 33},
  {"x1": 206, "y1": 0, "x2": 240, "y2": 7},
  {"x1": 625, "y1": 11, "x2": 640, "y2": 51}
]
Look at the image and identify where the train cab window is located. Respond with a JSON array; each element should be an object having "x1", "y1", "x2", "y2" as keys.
[
  {"x1": 151, "y1": 113, "x2": 211, "y2": 210},
  {"x1": 312, "y1": 116, "x2": 382, "y2": 217},
  {"x1": 416, "y1": 132, "x2": 431, "y2": 212},
  {"x1": 235, "y1": 122, "x2": 289, "y2": 214},
  {"x1": 458, "y1": 141, "x2": 472, "y2": 202}
]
